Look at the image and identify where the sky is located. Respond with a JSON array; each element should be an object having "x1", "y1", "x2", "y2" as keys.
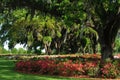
[
  {"x1": 3, "y1": 40, "x2": 27, "y2": 50},
  {"x1": 3, "y1": 41, "x2": 45, "y2": 53}
]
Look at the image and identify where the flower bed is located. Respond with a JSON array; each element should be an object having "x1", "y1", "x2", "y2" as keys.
[{"x1": 15, "y1": 54, "x2": 120, "y2": 78}]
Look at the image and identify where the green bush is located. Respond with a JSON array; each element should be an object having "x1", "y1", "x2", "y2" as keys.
[{"x1": 114, "y1": 38, "x2": 120, "y2": 53}]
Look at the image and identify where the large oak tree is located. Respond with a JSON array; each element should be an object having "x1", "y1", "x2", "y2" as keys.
[{"x1": 84, "y1": 0, "x2": 120, "y2": 61}]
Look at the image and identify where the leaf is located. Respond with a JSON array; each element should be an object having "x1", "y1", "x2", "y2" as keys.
[
  {"x1": 82, "y1": 27, "x2": 99, "y2": 40},
  {"x1": 37, "y1": 33, "x2": 43, "y2": 41},
  {"x1": 43, "y1": 36, "x2": 52, "y2": 44},
  {"x1": 56, "y1": 31, "x2": 62, "y2": 38},
  {"x1": 118, "y1": 0, "x2": 120, "y2": 4},
  {"x1": 27, "y1": 32, "x2": 34, "y2": 46}
]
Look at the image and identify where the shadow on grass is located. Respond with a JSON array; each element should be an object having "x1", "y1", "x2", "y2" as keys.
[{"x1": 0, "y1": 58, "x2": 89, "y2": 80}]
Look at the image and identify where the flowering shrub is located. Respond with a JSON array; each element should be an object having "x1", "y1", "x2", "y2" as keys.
[
  {"x1": 16, "y1": 59, "x2": 57, "y2": 75},
  {"x1": 100, "y1": 62, "x2": 119, "y2": 78},
  {"x1": 15, "y1": 55, "x2": 120, "y2": 78},
  {"x1": 57, "y1": 60, "x2": 84, "y2": 76},
  {"x1": 16, "y1": 59, "x2": 85, "y2": 76},
  {"x1": 83, "y1": 61, "x2": 98, "y2": 76}
]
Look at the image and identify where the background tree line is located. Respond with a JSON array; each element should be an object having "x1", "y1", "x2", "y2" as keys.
[{"x1": 0, "y1": 0, "x2": 120, "y2": 61}]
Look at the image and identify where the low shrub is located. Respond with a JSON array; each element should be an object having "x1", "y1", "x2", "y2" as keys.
[
  {"x1": 83, "y1": 61, "x2": 99, "y2": 76},
  {"x1": 16, "y1": 59, "x2": 85, "y2": 76},
  {"x1": 100, "y1": 62, "x2": 119, "y2": 78},
  {"x1": 15, "y1": 55, "x2": 120, "y2": 78},
  {"x1": 57, "y1": 60, "x2": 84, "y2": 76}
]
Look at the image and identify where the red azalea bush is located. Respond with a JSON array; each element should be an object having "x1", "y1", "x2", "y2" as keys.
[
  {"x1": 16, "y1": 59, "x2": 85, "y2": 76},
  {"x1": 15, "y1": 55, "x2": 120, "y2": 78},
  {"x1": 83, "y1": 61, "x2": 99, "y2": 76},
  {"x1": 100, "y1": 62, "x2": 119, "y2": 78},
  {"x1": 16, "y1": 59, "x2": 57, "y2": 75},
  {"x1": 16, "y1": 59, "x2": 99, "y2": 77},
  {"x1": 57, "y1": 60, "x2": 84, "y2": 76}
]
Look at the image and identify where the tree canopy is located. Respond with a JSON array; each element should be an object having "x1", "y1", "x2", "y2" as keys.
[{"x1": 0, "y1": 0, "x2": 120, "y2": 61}]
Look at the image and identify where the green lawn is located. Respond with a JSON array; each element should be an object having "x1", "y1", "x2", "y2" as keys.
[{"x1": 0, "y1": 58, "x2": 90, "y2": 80}]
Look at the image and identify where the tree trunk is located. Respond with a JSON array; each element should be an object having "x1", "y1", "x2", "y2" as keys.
[
  {"x1": 56, "y1": 41, "x2": 61, "y2": 54},
  {"x1": 98, "y1": 30, "x2": 115, "y2": 76},
  {"x1": 45, "y1": 44, "x2": 51, "y2": 55},
  {"x1": 98, "y1": 14, "x2": 120, "y2": 61},
  {"x1": 98, "y1": 28, "x2": 114, "y2": 62},
  {"x1": 100, "y1": 43, "x2": 113, "y2": 61}
]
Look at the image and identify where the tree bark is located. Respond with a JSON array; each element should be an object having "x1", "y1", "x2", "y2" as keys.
[
  {"x1": 45, "y1": 43, "x2": 51, "y2": 55},
  {"x1": 100, "y1": 43, "x2": 113, "y2": 61},
  {"x1": 98, "y1": 26, "x2": 115, "y2": 62},
  {"x1": 55, "y1": 41, "x2": 61, "y2": 54}
]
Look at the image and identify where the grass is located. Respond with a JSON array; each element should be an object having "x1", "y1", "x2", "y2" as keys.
[{"x1": 0, "y1": 57, "x2": 90, "y2": 80}]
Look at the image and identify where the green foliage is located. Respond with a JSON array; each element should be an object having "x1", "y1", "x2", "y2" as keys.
[
  {"x1": 0, "y1": 0, "x2": 97, "y2": 54},
  {"x1": 0, "y1": 46, "x2": 3, "y2": 54},
  {"x1": 56, "y1": 31, "x2": 62, "y2": 38},
  {"x1": 83, "y1": 27, "x2": 98, "y2": 40},
  {"x1": 0, "y1": 0, "x2": 119, "y2": 56},
  {"x1": 11, "y1": 48, "x2": 18, "y2": 54},
  {"x1": 43, "y1": 36, "x2": 52, "y2": 44},
  {"x1": 114, "y1": 37, "x2": 120, "y2": 53},
  {"x1": 0, "y1": 45, "x2": 10, "y2": 54},
  {"x1": 11, "y1": 48, "x2": 27, "y2": 54}
]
